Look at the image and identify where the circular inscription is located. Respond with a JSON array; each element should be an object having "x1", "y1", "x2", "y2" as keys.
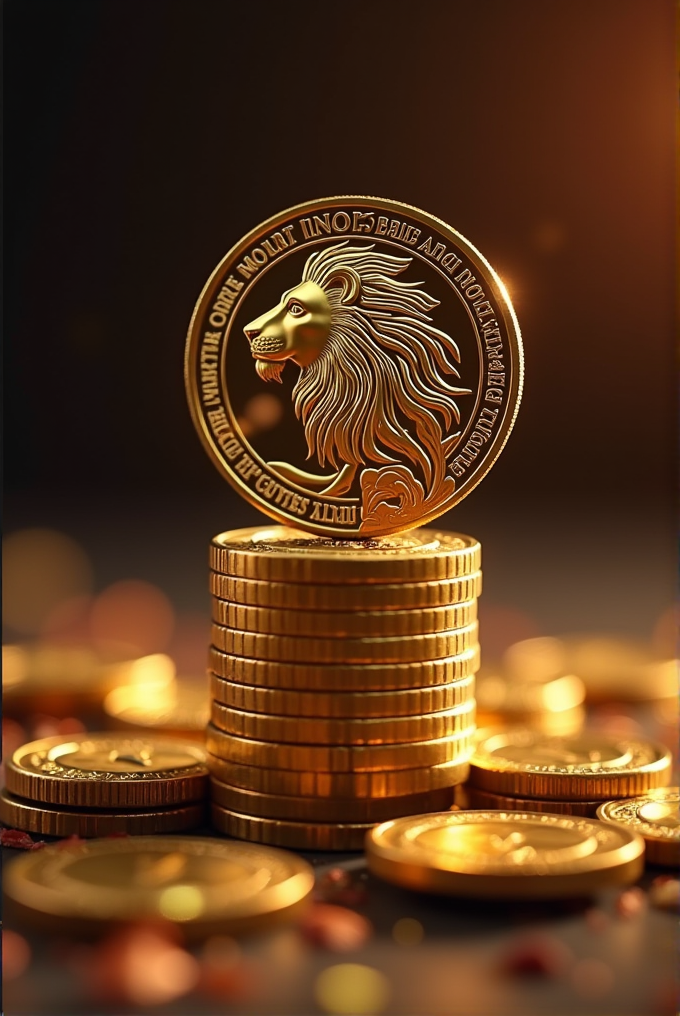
[{"x1": 185, "y1": 196, "x2": 523, "y2": 537}]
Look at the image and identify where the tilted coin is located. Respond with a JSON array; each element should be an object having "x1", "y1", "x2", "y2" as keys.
[
  {"x1": 208, "y1": 753, "x2": 470, "y2": 797},
  {"x1": 210, "y1": 672, "x2": 476, "y2": 718},
  {"x1": 206, "y1": 723, "x2": 474, "y2": 772},
  {"x1": 366, "y1": 811, "x2": 645, "y2": 898},
  {"x1": 597, "y1": 789, "x2": 680, "y2": 867},
  {"x1": 210, "y1": 699, "x2": 476, "y2": 745},
  {"x1": 211, "y1": 804, "x2": 373, "y2": 851},
  {"x1": 5, "y1": 734, "x2": 209, "y2": 809},
  {"x1": 0, "y1": 789, "x2": 205, "y2": 838},
  {"x1": 209, "y1": 527, "x2": 480, "y2": 582},
  {"x1": 104, "y1": 679, "x2": 210, "y2": 740},
  {"x1": 185, "y1": 196, "x2": 523, "y2": 537},
  {"x1": 3, "y1": 835, "x2": 314, "y2": 936},
  {"x1": 211, "y1": 598, "x2": 478, "y2": 638},
  {"x1": 469, "y1": 730, "x2": 672, "y2": 800},
  {"x1": 466, "y1": 786, "x2": 601, "y2": 817},
  {"x1": 209, "y1": 644, "x2": 480, "y2": 691},
  {"x1": 211, "y1": 621, "x2": 478, "y2": 664},
  {"x1": 210, "y1": 777, "x2": 455, "y2": 822},
  {"x1": 209, "y1": 571, "x2": 483, "y2": 610}
]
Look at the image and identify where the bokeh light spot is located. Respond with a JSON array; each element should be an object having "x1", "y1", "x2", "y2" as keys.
[
  {"x1": 90, "y1": 581, "x2": 175, "y2": 656},
  {"x1": 2, "y1": 930, "x2": 31, "y2": 980},
  {"x1": 158, "y1": 885, "x2": 205, "y2": 921},
  {"x1": 391, "y1": 917, "x2": 424, "y2": 947},
  {"x1": 314, "y1": 963, "x2": 390, "y2": 1015}
]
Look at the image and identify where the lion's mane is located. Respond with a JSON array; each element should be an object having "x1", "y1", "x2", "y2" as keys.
[{"x1": 293, "y1": 242, "x2": 470, "y2": 492}]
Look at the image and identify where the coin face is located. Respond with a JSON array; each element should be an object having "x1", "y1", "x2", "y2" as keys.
[
  {"x1": 597, "y1": 788, "x2": 680, "y2": 867},
  {"x1": 185, "y1": 196, "x2": 523, "y2": 537},
  {"x1": 366, "y1": 811, "x2": 645, "y2": 898}
]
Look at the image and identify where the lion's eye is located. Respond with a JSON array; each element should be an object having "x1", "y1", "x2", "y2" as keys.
[{"x1": 287, "y1": 301, "x2": 306, "y2": 317}]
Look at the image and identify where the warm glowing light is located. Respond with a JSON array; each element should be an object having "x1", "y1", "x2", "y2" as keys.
[
  {"x1": 158, "y1": 885, "x2": 205, "y2": 921},
  {"x1": 123, "y1": 933, "x2": 199, "y2": 1005},
  {"x1": 504, "y1": 637, "x2": 567, "y2": 681},
  {"x1": 2, "y1": 645, "x2": 28, "y2": 687},
  {"x1": 2, "y1": 930, "x2": 31, "y2": 980},
  {"x1": 391, "y1": 917, "x2": 424, "y2": 947},
  {"x1": 314, "y1": 963, "x2": 390, "y2": 1015},
  {"x1": 244, "y1": 392, "x2": 284, "y2": 430},
  {"x1": 126, "y1": 653, "x2": 176, "y2": 687},
  {"x1": 90, "y1": 582, "x2": 175, "y2": 656}
]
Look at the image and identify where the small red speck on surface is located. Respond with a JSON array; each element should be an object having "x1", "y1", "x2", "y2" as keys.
[
  {"x1": 0, "y1": 828, "x2": 43, "y2": 850},
  {"x1": 497, "y1": 934, "x2": 574, "y2": 978},
  {"x1": 54, "y1": 835, "x2": 83, "y2": 849},
  {"x1": 615, "y1": 887, "x2": 647, "y2": 920},
  {"x1": 198, "y1": 936, "x2": 253, "y2": 999},
  {"x1": 299, "y1": 903, "x2": 373, "y2": 952},
  {"x1": 649, "y1": 877, "x2": 680, "y2": 912}
]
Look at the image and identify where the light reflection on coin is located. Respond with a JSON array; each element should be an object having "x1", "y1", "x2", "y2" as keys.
[{"x1": 597, "y1": 788, "x2": 680, "y2": 867}]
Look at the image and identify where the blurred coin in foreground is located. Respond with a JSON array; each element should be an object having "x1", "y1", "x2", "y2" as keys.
[{"x1": 597, "y1": 788, "x2": 679, "y2": 867}]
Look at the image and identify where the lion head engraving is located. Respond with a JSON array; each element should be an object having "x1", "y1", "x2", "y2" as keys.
[{"x1": 243, "y1": 242, "x2": 471, "y2": 525}]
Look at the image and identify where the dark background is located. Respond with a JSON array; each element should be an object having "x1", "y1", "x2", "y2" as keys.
[{"x1": 4, "y1": 0, "x2": 676, "y2": 637}]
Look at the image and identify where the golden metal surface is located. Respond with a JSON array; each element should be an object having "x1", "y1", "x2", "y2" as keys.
[
  {"x1": 469, "y1": 730, "x2": 672, "y2": 800},
  {"x1": 475, "y1": 703, "x2": 585, "y2": 738},
  {"x1": 209, "y1": 527, "x2": 481, "y2": 582},
  {"x1": 211, "y1": 621, "x2": 478, "y2": 664},
  {"x1": 208, "y1": 753, "x2": 470, "y2": 797},
  {"x1": 366, "y1": 811, "x2": 645, "y2": 898},
  {"x1": 3, "y1": 835, "x2": 314, "y2": 935},
  {"x1": 185, "y1": 196, "x2": 523, "y2": 537},
  {"x1": 597, "y1": 789, "x2": 680, "y2": 867},
  {"x1": 561, "y1": 636, "x2": 678, "y2": 703},
  {"x1": 211, "y1": 598, "x2": 478, "y2": 637},
  {"x1": 209, "y1": 571, "x2": 483, "y2": 610},
  {"x1": 6, "y1": 734, "x2": 209, "y2": 809},
  {"x1": 209, "y1": 644, "x2": 480, "y2": 691},
  {"x1": 104, "y1": 680, "x2": 210, "y2": 739},
  {"x1": 206, "y1": 723, "x2": 474, "y2": 772},
  {"x1": 0, "y1": 789, "x2": 205, "y2": 837},
  {"x1": 210, "y1": 699, "x2": 476, "y2": 746},
  {"x1": 466, "y1": 786, "x2": 601, "y2": 817},
  {"x1": 210, "y1": 672, "x2": 475, "y2": 718},
  {"x1": 209, "y1": 776, "x2": 454, "y2": 822},
  {"x1": 211, "y1": 803, "x2": 373, "y2": 851}
]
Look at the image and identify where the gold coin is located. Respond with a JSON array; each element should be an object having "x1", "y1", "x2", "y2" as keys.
[
  {"x1": 211, "y1": 598, "x2": 478, "y2": 638},
  {"x1": 210, "y1": 672, "x2": 475, "y2": 718},
  {"x1": 206, "y1": 723, "x2": 474, "y2": 772},
  {"x1": 209, "y1": 644, "x2": 480, "y2": 691},
  {"x1": 5, "y1": 734, "x2": 209, "y2": 809},
  {"x1": 0, "y1": 789, "x2": 205, "y2": 837},
  {"x1": 366, "y1": 811, "x2": 645, "y2": 898},
  {"x1": 210, "y1": 527, "x2": 481, "y2": 581},
  {"x1": 469, "y1": 730, "x2": 672, "y2": 800},
  {"x1": 597, "y1": 789, "x2": 680, "y2": 867},
  {"x1": 3, "y1": 835, "x2": 314, "y2": 936},
  {"x1": 211, "y1": 621, "x2": 478, "y2": 664},
  {"x1": 475, "y1": 703, "x2": 585, "y2": 738},
  {"x1": 209, "y1": 571, "x2": 483, "y2": 610},
  {"x1": 466, "y1": 786, "x2": 601, "y2": 817},
  {"x1": 210, "y1": 777, "x2": 455, "y2": 822},
  {"x1": 211, "y1": 804, "x2": 373, "y2": 851},
  {"x1": 104, "y1": 679, "x2": 210, "y2": 740},
  {"x1": 210, "y1": 699, "x2": 476, "y2": 745},
  {"x1": 208, "y1": 753, "x2": 470, "y2": 797},
  {"x1": 185, "y1": 196, "x2": 523, "y2": 538}
]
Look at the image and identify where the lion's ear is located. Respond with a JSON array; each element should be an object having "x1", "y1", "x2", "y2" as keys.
[{"x1": 325, "y1": 267, "x2": 361, "y2": 305}]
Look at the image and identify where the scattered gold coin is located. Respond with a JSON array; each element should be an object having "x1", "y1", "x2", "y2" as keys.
[{"x1": 597, "y1": 788, "x2": 679, "y2": 867}]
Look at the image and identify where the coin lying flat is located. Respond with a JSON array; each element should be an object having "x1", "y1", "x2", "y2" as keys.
[
  {"x1": 366, "y1": 811, "x2": 645, "y2": 898},
  {"x1": 6, "y1": 734, "x2": 209, "y2": 809},
  {"x1": 469, "y1": 730, "x2": 672, "y2": 800},
  {"x1": 561, "y1": 636, "x2": 677, "y2": 703},
  {"x1": 185, "y1": 196, "x2": 523, "y2": 537},
  {"x1": 210, "y1": 699, "x2": 476, "y2": 745},
  {"x1": 209, "y1": 645, "x2": 480, "y2": 691},
  {"x1": 466, "y1": 786, "x2": 601, "y2": 818},
  {"x1": 208, "y1": 754, "x2": 471, "y2": 797},
  {"x1": 211, "y1": 804, "x2": 373, "y2": 851},
  {"x1": 597, "y1": 789, "x2": 680, "y2": 867},
  {"x1": 209, "y1": 571, "x2": 483, "y2": 610},
  {"x1": 3, "y1": 835, "x2": 314, "y2": 936},
  {"x1": 210, "y1": 528, "x2": 481, "y2": 582},
  {"x1": 104, "y1": 680, "x2": 210, "y2": 740},
  {"x1": 475, "y1": 703, "x2": 586, "y2": 738},
  {"x1": 210, "y1": 672, "x2": 476, "y2": 718},
  {"x1": 210, "y1": 777, "x2": 455, "y2": 822},
  {"x1": 206, "y1": 723, "x2": 475, "y2": 773},
  {"x1": 476, "y1": 657, "x2": 586, "y2": 737},
  {"x1": 0, "y1": 789, "x2": 205, "y2": 837},
  {"x1": 211, "y1": 598, "x2": 478, "y2": 638},
  {"x1": 211, "y1": 621, "x2": 479, "y2": 664}
]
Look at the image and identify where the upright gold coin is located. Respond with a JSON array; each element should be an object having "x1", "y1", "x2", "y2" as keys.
[
  {"x1": 466, "y1": 786, "x2": 601, "y2": 817},
  {"x1": 469, "y1": 730, "x2": 672, "y2": 800},
  {"x1": 206, "y1": 723, "x2": 475, "y2": 773},
  {"x1": 210, "y1": 527, "x2": 481, "y2": 582},
  {"x1": 209, "y1": 644, "x2": 480, "y2": 691},
  {"x1": 211, "y1": 621, "x2": 478, "y2": 664},
  {"x1": 210, "y1": 699, "x2": 476, "y2": 745},
  {"x1": 3, "y1": 835, "x2": 314, "y2": 936},
  {"x1": 6, "y1": 734, "x2": 209, "y2": 809},
  {"x1": 597, "y1": 789, "x2": 680, "y2": 867},
  {"x1": 211, "y1": 804, "x2": 373, "y2": 851},
  {"x1": 209, "y1": 571, "x2": 483, "y2": 610},
  {"x1": 185, "y1": 196, "x2": 523, "y2": 537},
  {"x1": 0, "y1": 789, "x2": 205, "y2": 838},
  {"x1": 210, "y1": 672, "x2": 475, "y2": 718},
  {"x1": 211, "y1": 598, "x2": 477, "y2": 637},
  {"x1": 366, "y1": 811, "x2": 645, "y2": 898}
]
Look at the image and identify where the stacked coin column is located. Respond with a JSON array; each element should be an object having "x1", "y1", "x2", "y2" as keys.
[{"x1": 205, "y1": 526, "x2": 481, "y2": 851}]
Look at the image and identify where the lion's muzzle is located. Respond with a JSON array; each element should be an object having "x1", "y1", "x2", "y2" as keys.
[{"x1": 249, "y1": 335, "x2": 287, "y2": 357}]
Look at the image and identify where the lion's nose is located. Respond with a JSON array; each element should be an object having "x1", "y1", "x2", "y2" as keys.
[{"x1": 244, "y1": 325, "x2": 261, "y2": 343}]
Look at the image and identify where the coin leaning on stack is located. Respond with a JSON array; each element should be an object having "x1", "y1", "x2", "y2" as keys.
[{"x1": 206, "y1": 526, "x2": 482, "y2": 850}]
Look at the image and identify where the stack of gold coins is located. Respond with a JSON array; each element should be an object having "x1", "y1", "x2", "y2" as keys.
[
  {"x1": 0, "y1": 733, "x2": 209, "y2": 837},
  {"x1": 466, "y1": 729, "x2": 672, "y2": 817},
  {"x1": 206, "y1": 525, "x2": 482, "y2": 850}
]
